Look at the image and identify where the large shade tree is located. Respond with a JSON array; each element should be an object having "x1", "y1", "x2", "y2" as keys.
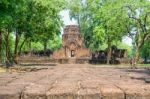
[
  {"x1": 0, "y1": 0, "x2": 65, "y2": 65},
  {"x1": 121, "y1": 0, "x2": 150, "y2": 66},
  {"x1": 93, "y1": 0, "x2": 129, "y2": 64}
]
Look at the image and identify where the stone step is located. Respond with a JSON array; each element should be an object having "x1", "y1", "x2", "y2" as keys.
[
  {"x1": 0, "y1": 84, "x2": 150, "y2": 99},
  {"x1": 68, "y1": 59, "x2": 76, "y2": 64}
]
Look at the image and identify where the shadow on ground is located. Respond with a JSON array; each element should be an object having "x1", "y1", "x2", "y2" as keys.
[{"x1": 122, "y1": 68, "x2": 150, "y2": 83}]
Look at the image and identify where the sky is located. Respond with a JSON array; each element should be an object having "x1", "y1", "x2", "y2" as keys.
[
  {"x1": 60, "y1": 10, "x2": 132, "y2": 46},
  {"x1": 60, "y1": 10, "x2": 77, "y2": 26}
]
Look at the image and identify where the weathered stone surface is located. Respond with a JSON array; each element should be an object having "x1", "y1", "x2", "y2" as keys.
[
  {"x1": 23, "y1": 84, "x2": 49, "y2": 99},
  {"x1": 0, "y1": 78, "x2": 16, "y2": 86},
  {"x1": 0, "y1": 73, "x2": 21, "y2": 86},
  {"x1": 78, "y1": 89, "x2": 101, "y2": 99},
  {"x1": 0, "y1": 85, "x2": 23, "y2": 99},
  {"x1": 22, "y1": 68, "x2": 68, "y2": 99},
  {"x1": 118, "y1": 84, "x2": 150, "y2": 99},
  {"x1": 100, "y1": 84, "x2": 124, "y2": 99},
  {"x1": 0, "y1": 64, "x2": 149, "y2": 99},
  {"x1": 47, "y1": 84, "x2": 77, "y2": 99}
]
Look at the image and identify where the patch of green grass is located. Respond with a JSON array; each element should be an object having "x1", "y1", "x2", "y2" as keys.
[
  {"x1": 138, "y1": 64, "x2": 150, "y2": 67},
  {"x1": 0, "y1": 67, "x2": 6, "y2": 73}
]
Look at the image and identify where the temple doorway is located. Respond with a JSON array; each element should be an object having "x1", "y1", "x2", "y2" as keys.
[{"x1": 71, "y1": 50, "x2": 75, "y2": 57}]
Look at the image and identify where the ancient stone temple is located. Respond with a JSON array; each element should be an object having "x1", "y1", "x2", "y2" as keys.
[{"x1": 53, "y1": 25, "x2": 91, "y2": 63}]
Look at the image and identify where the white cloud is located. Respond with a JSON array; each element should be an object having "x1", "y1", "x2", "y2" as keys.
[{"x1": 60, "y1": 10, "x2": 77, "y2": 26}]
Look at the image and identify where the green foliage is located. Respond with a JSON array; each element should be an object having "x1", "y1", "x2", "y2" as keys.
[
  {"x1": 68, "y1": 0, "x2": 128, "y2": 48},
  {"x1": 20, "y1": 35, "x2": 62, "y2": 51},
  {"x1": 68, "y1": 0, "x2": 150, "y2": 63},
  {"x1": 31, "y1": 42, "x2": 43, "y2": 51},
  {"x1": 141, "y1": 40, "x2": 150, "y2": 59},
  {"x1": 121, "y1": 0, "x2": 150, "y2": 64},
  {"x1": 0, "y1": 0, "x2": 65, "y2": 64},
  {"x1": 48, "y1": 35, "x2": 62, "y2": 51},
  {"x1": 114, "y1": 41, "x2": 132, "y2": 58}
]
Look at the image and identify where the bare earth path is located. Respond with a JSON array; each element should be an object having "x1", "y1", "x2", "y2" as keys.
[{"x1": 0, "y1": 64, "x2": 150, "y2": 99}]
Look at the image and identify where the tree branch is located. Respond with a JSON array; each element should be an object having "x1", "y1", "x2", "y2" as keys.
[
  {"x1": 125, "y1": 25, "x2": 135, "y2": 39},
  {"x1": 139, "y1": 33, "x2": 150, "y2": 49},
  {"x1": 124, "y1": 5, "x2": 138, "y2": 21},
  {"x1": 143, "y1": 12, "x2": 150, "y2": 34}
]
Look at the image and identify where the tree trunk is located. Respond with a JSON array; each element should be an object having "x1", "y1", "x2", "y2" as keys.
[
  {"x1": 132, "y1": 23, "x2": 142, "y2": 67},
  {"x1": 107, "y1": 41, "x2": 112, "y2": 64},
  {"x1": 132, "y1": 47, "x2": 140, "y2": 68},
  {"x1": 4, "y1": 29, "x2": 11, "y2": 67},
  {"x1": 13, "y1": 29, "x2": 20, "y2": 64},
  {"x1": 133, "y1": 47, "x2": 140, "y2": 66},
  {"x1": 19, "y1": 38, "x2": 27, "y2": 55},
  {"x1": 29, "y1": 41, "x2": 32, "y2": 56},
  {"x1": 44, "y1": 41, "x2": 47, "y2": 52},
  {"x1": 0, "y1": 29, "x2": 2, "y2": 62},
  {"x1": 144, "y1": 55, "x2": 147, "y2": 63}
]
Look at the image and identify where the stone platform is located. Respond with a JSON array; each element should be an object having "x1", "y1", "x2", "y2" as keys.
[{"x1": 0, "y1": 64, "x2": 149, "y2": 99}]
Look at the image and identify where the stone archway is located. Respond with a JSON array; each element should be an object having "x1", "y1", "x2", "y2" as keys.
[{"x1": 69, "y1": 42, "x2": 76, "y2": 58}]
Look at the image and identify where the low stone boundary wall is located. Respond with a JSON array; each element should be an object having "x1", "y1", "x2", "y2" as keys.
[{"x1": 18, "y1": 58, "x2": 90, "y2": 64}]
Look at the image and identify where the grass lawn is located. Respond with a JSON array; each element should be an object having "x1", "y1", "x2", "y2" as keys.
[
  {"x1": 0, "y1": 67, "x2": 6, "y2": 73},
  {"x1": 138, "y1": 64, "x2": 150, "y2": 67}
]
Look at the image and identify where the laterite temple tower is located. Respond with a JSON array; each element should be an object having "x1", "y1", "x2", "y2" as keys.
[{"x1": 53, "y1": 25, "x2": 90, "y2": 62}]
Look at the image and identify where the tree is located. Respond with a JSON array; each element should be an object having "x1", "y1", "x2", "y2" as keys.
[
  {"x1": 0, "y1": 0, "x2": 14, "y2": 64},
  {"x1": 141, "y1": 39, "x2": 150, "y2": 63},
  {"x1": 0, "y1": 0, "x2": 65, "y2": 65},
  {"x1": 11, "y1": 0, "x2": 27, "y2": 64},
  {"x1": 12, "y1": 0, "x2": 65, "y2": 63},
  {"x1": 29, "y1": 0, "x2": 64, "y2": 53},
  {"x1": 93, "y1": 0, "x2": 129, "y2": 64},
  {"x1": 124, "y1": 0, "x2": 150, "y2": 65}
]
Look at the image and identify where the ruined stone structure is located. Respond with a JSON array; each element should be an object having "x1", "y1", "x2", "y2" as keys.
[
  {"x1": 53, "y1": 25, "x2": 91, "y2": 63},
  {"x1": 90, "y1": 46, "x2": 129, "y2": 64}
]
